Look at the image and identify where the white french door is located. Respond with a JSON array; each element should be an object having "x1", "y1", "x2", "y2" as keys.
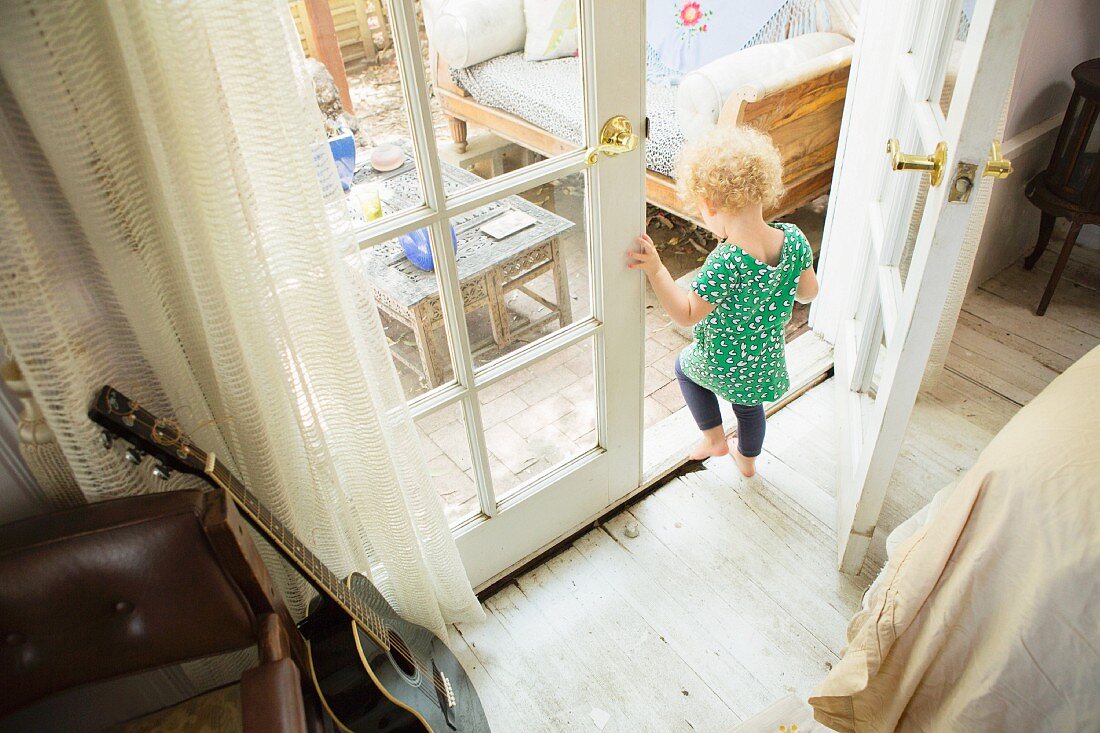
[
  {"x1": 369, "y1": 0, "x2": 645, "y2": 588},
  {"x1": 812, "y1": 0, "x2": 1034, "y2": 571}
]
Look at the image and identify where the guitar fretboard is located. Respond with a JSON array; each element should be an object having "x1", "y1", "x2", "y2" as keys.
[{"x1": 206, "y1": 457, "x2": 389, "y2": 646}]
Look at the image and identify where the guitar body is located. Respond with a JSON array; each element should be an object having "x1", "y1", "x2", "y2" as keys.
[{"x1": 301, "y1": 573, "x2": 489, "y2": 733}]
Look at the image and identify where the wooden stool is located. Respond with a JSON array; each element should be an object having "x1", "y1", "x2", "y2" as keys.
[{"x1": 1023, "y1": 58, "x2": 1100, "y2": 316}]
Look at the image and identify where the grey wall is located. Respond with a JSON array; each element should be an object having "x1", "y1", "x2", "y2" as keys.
[
  {"x1": 1004, "y1": 0, "x2": 1100, "y2": 139},
  {"x1": 968, "y1": 0, "x2": 1100, "y2": 290}
]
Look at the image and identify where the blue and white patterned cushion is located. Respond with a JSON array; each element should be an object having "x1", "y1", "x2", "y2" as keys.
[{"x1": 451, "y1": 53, "x2": 686, "y2": 178}]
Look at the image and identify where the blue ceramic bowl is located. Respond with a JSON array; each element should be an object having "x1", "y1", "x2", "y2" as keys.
[
  {"x1": 399, "y1": 226, "x2": 458, "y2": 272},
  {"x1": 328, "y1": 133, "x2": 356, "y2": 192}
]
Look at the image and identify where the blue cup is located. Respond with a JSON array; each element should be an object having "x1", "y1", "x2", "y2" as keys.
[
  {"x1": 399, "y1": 226, "x2": 459, "y2": 272},
  {"x1": 328, "y1": 132, "x2": 356, "y2": 191}
]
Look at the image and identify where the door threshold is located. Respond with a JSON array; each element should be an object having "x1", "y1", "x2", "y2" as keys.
[
  {"x1": 641, "y1": 331, "x2": 834, "y2": 488},
  {"x1": 471, "y1": 331, "x2": 833, "y2": 597}
]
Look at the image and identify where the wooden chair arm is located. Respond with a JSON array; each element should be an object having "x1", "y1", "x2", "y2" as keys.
[
  {"x1": 240, "y1": 657, "x2": 309, "y2": 733},
  {"x1": 718, "y1": 45, "x2": 854, "y2": 127},
  {"x1": 201, "y1": 491, "x2": 309, "y2": 671},
  {"x1": 432, "y1": 49, "x2": 469, "y2": 98},
  {"x1": 256, "y1": 613, "x2": 293, "y2": 664}
]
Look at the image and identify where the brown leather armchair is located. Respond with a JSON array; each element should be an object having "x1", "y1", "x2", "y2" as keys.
[{"x1": 0, "y1": 489, "x2": 323, "y2": 732}]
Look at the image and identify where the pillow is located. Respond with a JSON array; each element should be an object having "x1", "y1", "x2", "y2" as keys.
[
  {"x1": 432, "y1": 0, "x2": 526, "y2": 69},
  {"x1": 523, "y1": 0, "x2": 578, "y2": 62},
  {"x1": 676, "y1": 32, "x2": 850, "y2": 140}
]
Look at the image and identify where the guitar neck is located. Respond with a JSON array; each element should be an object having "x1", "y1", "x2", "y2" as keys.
[{"x1": 202, "y1": 453, "x2": 389, "y2": 647}]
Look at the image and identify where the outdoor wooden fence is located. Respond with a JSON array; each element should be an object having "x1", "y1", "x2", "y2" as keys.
[{"x1": 289, "y1": 0, "x2": 392, "y2": 67}]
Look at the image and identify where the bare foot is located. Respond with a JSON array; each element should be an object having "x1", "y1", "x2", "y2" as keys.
[
  {"x1": 732, "y1": 446, "x2": 756, "y2": 477},
  {"x1": 688, "y1": 436, "x2": 729, "y2": 461}
]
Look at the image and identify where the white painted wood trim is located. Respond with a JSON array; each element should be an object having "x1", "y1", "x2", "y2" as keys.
[
  {"x1": 443, "y1": 0, "x2": 647, "y2": 584},
  {"x1": 1002, "y1": 112, "x2": 1062, "y2": 156},
  {"x1": 810, "y1": 0, "x2": 893, "y2": 342},
  {"x1": 834, "y1": 0, "x2": 1037, "y2": 573}
]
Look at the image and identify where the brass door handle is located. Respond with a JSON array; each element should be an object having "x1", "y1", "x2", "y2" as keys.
[
  {"x1": 886, "y1": 138, "x2": 948, "y2": 187},
  {"x1": 585, "y1": 116, "x2": 639, "y2": 165},
  {"x1": 983, "y1": 140, "x2": 1012, "y2": 179}
]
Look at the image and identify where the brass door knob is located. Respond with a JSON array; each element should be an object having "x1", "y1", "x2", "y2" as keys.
[
  {"x1": 886, "y1": 138, "x2": 948, "y2": 187},
  {"x1": 983, "y1": 140, "x2": 1013, "y2": 179},
  {"x1": 586, "y1": 116, "x2": 639, "y2": 165}
]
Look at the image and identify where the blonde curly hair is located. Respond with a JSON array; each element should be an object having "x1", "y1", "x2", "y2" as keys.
[{"x1": 675, "y1": 126, "x2": 785, "y2": 214}]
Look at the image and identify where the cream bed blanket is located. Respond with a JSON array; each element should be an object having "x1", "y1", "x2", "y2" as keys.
[{"x1": 810, "y1": 345, "x2": 1100, "y2": 732}]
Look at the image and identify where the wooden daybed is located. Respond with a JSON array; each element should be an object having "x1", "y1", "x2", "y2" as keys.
[{"x1": 429, "y1": 41, "x2": 853, "y2": 223}]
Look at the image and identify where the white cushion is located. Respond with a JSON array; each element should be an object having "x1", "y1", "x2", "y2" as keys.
[
  {"x1": 676, "y1": 32, "x2": 851, "y2": 140},
  {"x1": 432, "y1": 0, "x2": 527, "y2": 69},
  {"x1": 522, "y1": 0, "x2": 578, "y2": 62}
]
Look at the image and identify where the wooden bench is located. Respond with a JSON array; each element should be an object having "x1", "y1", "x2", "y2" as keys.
[{"x1": 432, "y1": 46, "x2": 853, "y2": 224}]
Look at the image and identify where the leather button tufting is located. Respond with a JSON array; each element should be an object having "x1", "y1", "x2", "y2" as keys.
[
  {"x1": 5, "y1": 632, "x2": 25, "y2": 646},
  {"x1": 114, "y1": 601, "x2": 134, "y2": 614}
]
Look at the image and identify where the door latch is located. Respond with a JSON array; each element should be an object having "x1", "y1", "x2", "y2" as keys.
[
  {"x1": 586, "y1": 116, "x2": 639, "y2": 165},
  {"x1": 948, "y1": 162, "x2": 978, "y2": 203},
  {"x1": 983, "y1": 140, "x2": 1013, "y2": 179},
  {"x1": 947, "y1": 140, "x2": 1013, "y2": 203}
]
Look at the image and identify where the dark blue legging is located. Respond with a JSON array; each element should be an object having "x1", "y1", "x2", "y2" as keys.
[{"x1": 674, "y1": 356, "x2": 766, "y2": 457}]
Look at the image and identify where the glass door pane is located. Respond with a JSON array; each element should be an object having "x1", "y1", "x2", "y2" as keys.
[
  {"x1": 416, "y1": 402, "x2": 477, "y2": 525},
  {"x1": 480, "y1": 338, "x2": 598, "y2": 499},
  {"x1": 415, "y1": 1, "x2": 585, "y2": 194},
  {"x1": 449, "y1": 171, "x2": 592, "y2": 369},
  {"x1": 313, "y1": 0, "x2": 645, "y2": 586}
]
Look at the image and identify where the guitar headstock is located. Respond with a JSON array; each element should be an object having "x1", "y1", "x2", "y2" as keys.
[{"x1": 88, "y1": 386, "x2": 211, "y2": 482}]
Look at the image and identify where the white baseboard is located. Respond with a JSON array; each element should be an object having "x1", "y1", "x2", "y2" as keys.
[{"x1": 1002, "y1": 113, "x2": 1062, "y2": 157}]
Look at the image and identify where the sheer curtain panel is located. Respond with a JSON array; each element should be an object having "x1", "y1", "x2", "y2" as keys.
[{"x1": 0, "y1": 0, "x2": 483, "y2": 644}]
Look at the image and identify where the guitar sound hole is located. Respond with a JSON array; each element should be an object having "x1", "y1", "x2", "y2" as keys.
[{"x1": 387, "y1": 629, "x2": 417, "y2": 678}]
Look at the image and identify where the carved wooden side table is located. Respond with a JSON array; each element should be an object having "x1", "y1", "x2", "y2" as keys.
[
  {"x1": 352, "y1": 151, "x2": 575, "y2": 387},
  {"x1": 1023, "y1": 58, "x2": 1100, "y2": 316}
]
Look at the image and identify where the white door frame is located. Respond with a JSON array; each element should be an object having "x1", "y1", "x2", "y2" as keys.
[
  {"x1": 379, "y1": 0, "x2": 645, "y2": 588},
  {"x1": 810, "y1": 0, "x2": 1034, "y2": 572}
]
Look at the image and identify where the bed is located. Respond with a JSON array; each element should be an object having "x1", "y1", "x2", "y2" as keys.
[{"x1": 810, "y1": 344, "x2": 1100, "y2": 731}]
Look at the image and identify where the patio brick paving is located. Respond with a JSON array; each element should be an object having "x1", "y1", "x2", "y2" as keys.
[{"x1": 389, "y1": 145, "x2": 825, "y2": 524}]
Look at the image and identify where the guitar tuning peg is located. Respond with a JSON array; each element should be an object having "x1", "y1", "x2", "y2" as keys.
[
  {"x1": 124, "y1": 447, "x2": 144, "y2": 465},
  {"x1": 151, "y1": 463, "x2": 171, "y2": 481},
  {"x1": 99, "y1": 431, "x2": 113, "y2": 450}
]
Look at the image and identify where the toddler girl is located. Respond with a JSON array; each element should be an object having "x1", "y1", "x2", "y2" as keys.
[{"x1": 628, "y1": 126, "x2": 818, "y2": 477}]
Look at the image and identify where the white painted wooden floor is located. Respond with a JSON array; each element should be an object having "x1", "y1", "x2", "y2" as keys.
[{"x1": 449, "y1": 249, "x2": 1100, "y2": 733}]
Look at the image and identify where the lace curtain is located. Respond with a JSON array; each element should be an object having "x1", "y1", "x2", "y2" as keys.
[{"x1": 0, "y1": 0, "x2": 483, "y2": 645}]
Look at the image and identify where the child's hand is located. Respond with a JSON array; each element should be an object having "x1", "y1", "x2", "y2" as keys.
[{"x1": 627, "y1": 234, "x2": 665, "y2": 278}]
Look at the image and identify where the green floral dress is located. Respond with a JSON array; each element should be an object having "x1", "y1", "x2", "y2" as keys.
[{"x1": 678, "y1": 222, "x2": 813, "y2": 406}]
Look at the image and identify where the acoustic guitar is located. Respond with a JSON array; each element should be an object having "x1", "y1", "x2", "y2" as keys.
[{"x1": 89, "y1": 386, "x2": 490, "y2": 732}]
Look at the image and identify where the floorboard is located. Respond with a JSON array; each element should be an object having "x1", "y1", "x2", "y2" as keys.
[{"x1": 453, "y1": 252, "x2": 1100, "y2": 730}]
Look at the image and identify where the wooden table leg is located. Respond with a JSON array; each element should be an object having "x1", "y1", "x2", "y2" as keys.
[
  {"x1": 1023, "y1": 211, "x2": 1057, "y2": 270},
  {"x1": 411, "y1": 301, "x2": 446, "y2": 387},
  {"x1": 1037, "y1": 220, "x2": 1082, "y2": 316},
  {"x1": 551, "y1": 238, "x2": 573, "y2": 327},
  {"x1": 484, "y1": 270, "x2": 510, "y2": 347}
]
